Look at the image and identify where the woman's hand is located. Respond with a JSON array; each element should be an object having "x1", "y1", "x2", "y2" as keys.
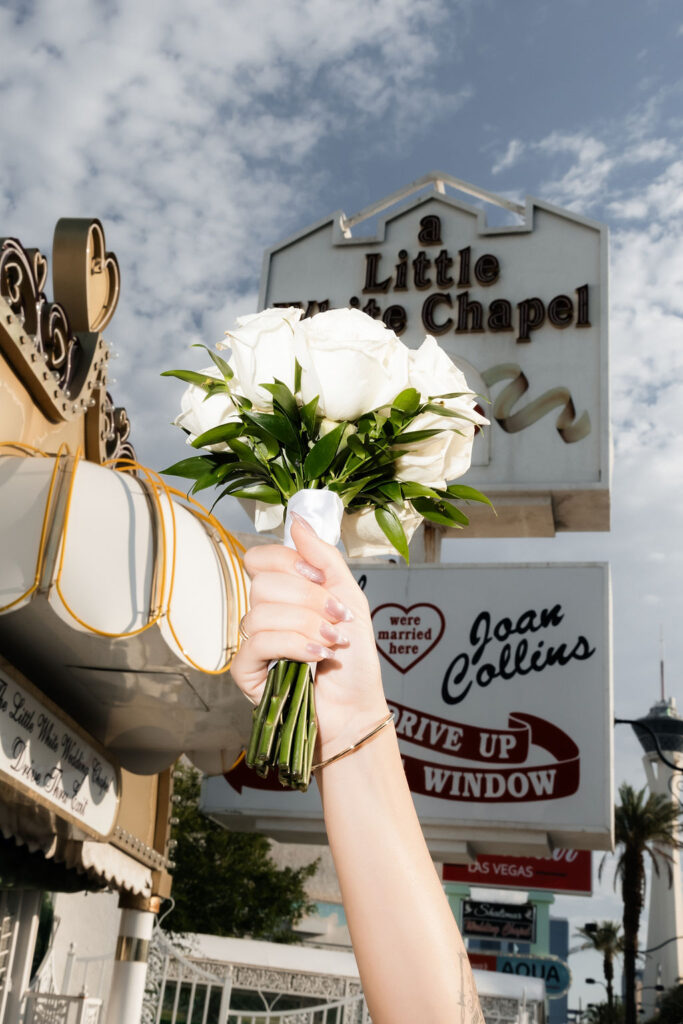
[{"x1": 230, "y1": 512, "x2": 390, "y2": 761}]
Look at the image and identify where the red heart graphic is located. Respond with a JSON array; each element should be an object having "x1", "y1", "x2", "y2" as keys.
[{"x1": 371, "y1": 603, "x2": 445, "y2": 674}]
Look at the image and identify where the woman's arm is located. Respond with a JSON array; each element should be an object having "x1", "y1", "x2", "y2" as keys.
[{"x1": 230, "y1": 515, "x2": 483, "y2": 1024}]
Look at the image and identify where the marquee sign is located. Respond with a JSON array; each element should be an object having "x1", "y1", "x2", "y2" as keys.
[
  {"x1": 258, "y1": 172, "x2": 609, "y2": 535},
  {"x1": 202, "y1": 562, "x2": 613, "y2": 858},
  {"x1": 462, "y1": 900, "x2": 536, "y2": 942},
  {"x1": 0, "y1": 666, "x2": 120, "y2": 839}
]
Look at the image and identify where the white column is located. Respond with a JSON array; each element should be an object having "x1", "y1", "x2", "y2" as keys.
[
  {"x1": 3, "y1": 889, "x2": 41, "y2": 1024},
  {"x1": 105, "y1": 895, "x2": 159, "y2": 1024},
  {"x1": 641, "y1": 752, "x2": 683, "y2": 1019}
]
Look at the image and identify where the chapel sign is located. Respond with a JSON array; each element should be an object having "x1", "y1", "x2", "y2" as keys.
[
  {"x1": 259, "y1": 172, "x2": 610, "y2": 536},
  {"x1": 0, "y1": 666, "x2": 120, "y2": 839}
]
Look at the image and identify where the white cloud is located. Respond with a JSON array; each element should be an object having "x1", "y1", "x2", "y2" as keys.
[
  {"x1": 0, "y1": 0, "x2": 467, "y2": 474},
  {"x1": 491, "y1": 138, "x2": 524, "y2": 175}
]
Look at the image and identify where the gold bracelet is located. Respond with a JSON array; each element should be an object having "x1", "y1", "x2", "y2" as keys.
[{"x1": 311, "y1": 712, "x2": 395, "y2": 772}]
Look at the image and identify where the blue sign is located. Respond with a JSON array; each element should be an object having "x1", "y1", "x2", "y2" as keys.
[{"x1": 496, "y1": 954, "x2": 571, "y2": 998}]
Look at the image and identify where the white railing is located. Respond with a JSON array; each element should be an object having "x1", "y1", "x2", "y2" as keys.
[
  {"x1": 23, "y1": 992, "x2": 102, "y2": 1024},
  {"x1": 225, "y1": 993, "x2": 370, "y2": 1024}
]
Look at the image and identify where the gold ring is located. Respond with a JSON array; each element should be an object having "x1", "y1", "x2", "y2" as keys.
[{"x1": 238, "y1": 617, "x2": 250, "y2": 642}]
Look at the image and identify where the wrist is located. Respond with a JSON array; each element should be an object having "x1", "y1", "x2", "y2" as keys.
[{"x1": 316, "y1": 701, "x2": 392, "y2": 766}]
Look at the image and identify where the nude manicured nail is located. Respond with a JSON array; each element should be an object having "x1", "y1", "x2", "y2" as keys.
[
  {"x1": 324, "y1": 597, "x2": 354, "y2": 622},
  {"x1": 306, "y1": 643, "x2": 333, "y2": 659},
  {"x1": 295, "y1": 559, "x2": 325, "y2": 584},
  {"x1": 290, "y1": 510, "x2": 318, "y2": 535},
  {"x1": 320, "y1": 621, "x2": 350, "y2": 646}
]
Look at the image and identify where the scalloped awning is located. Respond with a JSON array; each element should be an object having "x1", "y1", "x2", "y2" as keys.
[{"x1": 0, "y1": 450, "x2": 252, "y2": 774}]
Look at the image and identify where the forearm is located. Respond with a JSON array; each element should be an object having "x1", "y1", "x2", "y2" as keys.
[{"x1": 317, "y1": 722, "x2": 483, "y2": 1024}]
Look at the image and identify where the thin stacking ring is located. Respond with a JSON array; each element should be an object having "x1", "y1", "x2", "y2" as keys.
[{"x1": 238, "y1": 616, "x2": 250, "y2": 642}]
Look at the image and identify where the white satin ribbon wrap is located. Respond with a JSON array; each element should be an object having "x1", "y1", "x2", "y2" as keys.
[{"x1": 283, "y1": 488, "x2": 344, "y2": 550}]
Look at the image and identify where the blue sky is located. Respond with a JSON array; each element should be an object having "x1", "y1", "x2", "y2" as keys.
[{"x1": 2, "y1": 0, "x2": 682, "y2": 1010}]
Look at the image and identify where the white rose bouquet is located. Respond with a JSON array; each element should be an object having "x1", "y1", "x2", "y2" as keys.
[{"x1": 163, "y1": 306, "x2": 489, "y2": 790}]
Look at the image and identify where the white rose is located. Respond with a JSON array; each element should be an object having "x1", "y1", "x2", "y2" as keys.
[
  {"x1": 341, "y1": 502, "x2": 422, "y2": 558},
  {"x1": 218, "y1": 306, "x2": 302, "y2": 409},
  {"x1": 295, "y1": 307, "x2": 410, "y2": 422},
  {"x1": 173, "y1": 367, "x2": 240, "y2": 452},
  {"x1": 394, "y1": 336, "x2": 488, "y2": 488},
  {"x1": 238, "y1": 499, "x2": 285, "y2": 536}
]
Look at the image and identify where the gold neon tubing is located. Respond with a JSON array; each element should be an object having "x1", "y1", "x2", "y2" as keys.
[
  {"x1": 1, "y1": 445, "x2": 248, "y2": 674},
  {"x1": 0, "y1": 442, "x2": 68, "y2": 613},
  {"x1": 53, "y1": 450, "x2": 173, "y2": 640},
  {"x1": 92, "y1": 458, "x2": 248, "y2": 674},
  {"x1": 160, "y1": 483, "x2": 248, "y2": 675}
]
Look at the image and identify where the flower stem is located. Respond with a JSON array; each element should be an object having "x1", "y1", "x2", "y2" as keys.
[{"x1": 245, "y1": 658, "x2": 317, "y2": 791}]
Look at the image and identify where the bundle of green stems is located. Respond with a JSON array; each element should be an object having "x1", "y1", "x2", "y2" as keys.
[{"x1": 245, "y1": 659, "x2": 317, "y2": 791}]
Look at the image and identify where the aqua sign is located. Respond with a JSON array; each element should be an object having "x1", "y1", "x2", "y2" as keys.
[{"x1": 497, "y1": 953, "x2": 571, "y2": 999}]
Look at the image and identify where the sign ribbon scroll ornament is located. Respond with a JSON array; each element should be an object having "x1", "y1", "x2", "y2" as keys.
[{"x1": 481, "y1": 364, "x2": 591, "y2": 444}]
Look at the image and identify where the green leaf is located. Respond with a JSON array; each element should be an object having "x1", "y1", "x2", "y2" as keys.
[
  {"x1": 331, "y1": 475, "x2": 376, "y2": 504},
  {"x1": 161, "y1": 369, "x2": 218, "y2": 389},
  {"x1": 261, "y1": 380, "x2": 299, "y2": 423},
  {"x1": 423, "y1": 403, "x2": 470, "y2": 421},
  {"x1": 377, "y1": 480, "x2": 402, "y2": 503},
  {"x1": 374, "y1": 506, "x2": 410, "y2": 563},
  {"x1": 225, "y1": 482, "x2": 281, "y2": 503},
  {"x1": 191, "y1": 422, "x2": 244, "y2": 448},
  {"x1": 391, "y1": 387, "x2": 421, "y2": 416},
  {"x1": 300, "y1": 395, "x2": 319, "y2": 437},
  {"x1": 201, "y1": 381, "x2": 231, "y2": 401},
  {"x1": 444, "y1": 484, "x2": 494, "y2": 509},
  {"x1": 393, "y1": 428, "x2": 445, "y2": 444},
  {"x1": 294, "y1": 359, "x2": 302, "y2": 395},
  {"x1": 245, "y1": 411, "x2": 300, "y2": 450},
  {"x1": 161, "y1": 456, "x2": 215, "y2": 479},
  {"x1": 412, "y1": 497, "x2": 469, "y2": 527},
  {"x1": 232, "y1": 393, "x2": 253, "y2": 411},
  {"x1": 227, "y1": 438, "x2": 265, "y2": 467},
  {"x1": 401, "y1": 481, "x2": 444, "y2": 500},
  {"x1": 346, "y1": 433, "x2": 371, "y2": 457},
  {"x1": 303, "y1": 422, "x2": 347, "y2": 481},
  {"x1": 269, "y1": 460, "x2": 297, "y2": 497},
  {"x1": 191, "y1": 344, "x2": 234, "y2": 380},
  {"x1": 424, "y1": 404, "x2": 481, "y2": 427},
  {"x1": 428, "y1": 390, "x2": 470, "y2": 400}
]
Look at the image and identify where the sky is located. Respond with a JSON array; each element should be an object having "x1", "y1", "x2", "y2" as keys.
[{"x1": 1, "y1": 0, "x2": 682, "y2": 1011}]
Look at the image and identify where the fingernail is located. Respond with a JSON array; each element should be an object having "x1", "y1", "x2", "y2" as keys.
[
  {"x1": 306, "y1": 643, "x2": 334, "y2": 659},
  {"x1": 290, "y1": 510, "x2": 318, "y2": 535},
  {"x1": 325, "y1": 597, "x2": 354, "y2": 622},
  {"x1": 295, "y1": 559, "x2": 325, "y2": 584},
  {"x1": 320, "y1": 621, "x2": 350, "y2": 646}
]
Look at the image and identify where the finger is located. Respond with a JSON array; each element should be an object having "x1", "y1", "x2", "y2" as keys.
[
  {"x1": 232, "y1": 630, "x2": 337, "y2": 692},
  {"x1": 249, "y1": 571, "x2": 327, "y2": 612},
  {"x1": 289, "y1": 515, "x2": 367, "y2": 605},
  {"x1": 241, "y1": 603, "x2": 351, "y2": 648},
  {"x1": 244, "y1": 543, "x2": 325, "y2": 585}
]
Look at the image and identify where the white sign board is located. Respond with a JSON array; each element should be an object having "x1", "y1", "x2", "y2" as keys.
[
  {"x1": 0, "y1": 667, "x2": 120, "y2": 839},
  {"x1": 202, "y1": 563, "x2": 613, "y2": 859},
  {"x1": 259, "y1": 178, "x2": 609, "y2": 534}
]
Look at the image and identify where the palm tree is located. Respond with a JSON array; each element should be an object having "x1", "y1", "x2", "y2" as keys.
[
  {"x1": 600, "y1": 783, "x2": 682, "y2": 1024},
  {"x1": 574, "y1": 921, "x2": 623, "y2": 1019}
]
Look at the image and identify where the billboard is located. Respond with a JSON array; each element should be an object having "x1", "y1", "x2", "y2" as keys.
[
  {"x1": 258, "y1": 173, "x2": 609, "y2": 535},
  {"x1": 443, "y1": 849, "x2": 592, "y2": 895},
  {"x1": 202, "y1": 563, "x2": 613, "y2": 859}
]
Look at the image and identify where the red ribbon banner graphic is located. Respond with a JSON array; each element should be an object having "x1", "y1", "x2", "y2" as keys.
[
  {"x1": 387, "y1": 699, "x2": 530, "y2": 764},
  {"x1": 224, "y1": 704, "x2": 580, "y2": 803},
  {"x1": 399, "y1": 711, "x2": 580, "y2": 803}
]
